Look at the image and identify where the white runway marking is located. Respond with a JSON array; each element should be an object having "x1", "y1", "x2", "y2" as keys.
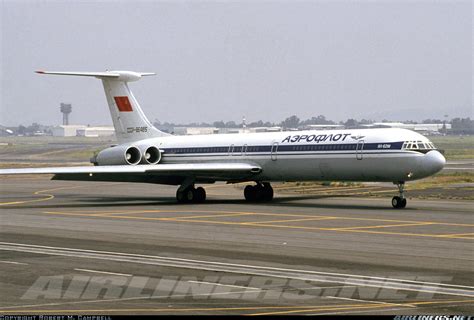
[
  {"x1": 74, "y1": 268, "x2": 132, "y2": 277},
  {"x1": 0, "y1": 288, "x2": 263, "y2": 310},
  {"x1": 1, "y1": 241, "x2": 473, "y2": 298},
  {"x1": 0, "y1": 260, "x2": 28, "y2": 265},
  {"x1": 187, "y1": 280, "x2": 261, "y2": 290}
]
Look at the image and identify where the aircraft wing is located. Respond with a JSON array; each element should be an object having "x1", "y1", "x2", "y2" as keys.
[{"x1": 0, "y1": 163, "x2": 262, "y2": 183}]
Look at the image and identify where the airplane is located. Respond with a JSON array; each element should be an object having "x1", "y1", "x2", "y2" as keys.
[{"x1": 0, "y1": 70, "x2": 446, "y2": 208}]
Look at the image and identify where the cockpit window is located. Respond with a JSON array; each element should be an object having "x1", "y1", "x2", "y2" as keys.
[{"x1": 402, "y1": 140, "x2": 436, "y2": 152}]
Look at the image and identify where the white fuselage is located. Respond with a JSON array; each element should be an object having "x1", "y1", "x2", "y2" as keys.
[
  {"x1": 131, "y1": 128, "x2": 445, "y2": 183},
  {"x1": 13, "y1": 70, "x2": 445, "y2": 206}
]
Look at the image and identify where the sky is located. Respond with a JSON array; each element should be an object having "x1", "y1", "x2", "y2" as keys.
[{"x1": 1, "y1": 0, "x2": 472, "y2": 127}]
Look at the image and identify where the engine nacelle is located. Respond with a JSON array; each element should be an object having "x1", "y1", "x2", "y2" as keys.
[
  {"x1": 141, "y1": 146, "x2": 162, "y2": 164},
  {"x1": 95, "y1": 145, "x2": 142, "y2": 166}
]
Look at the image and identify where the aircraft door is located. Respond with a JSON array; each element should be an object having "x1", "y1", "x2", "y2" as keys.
[
  {"x1": 271, "y1": 142, "x2": 279, "y2": 161},
  {"x1": 356, "y1": 140, "x2": 364, "y2": 160}
]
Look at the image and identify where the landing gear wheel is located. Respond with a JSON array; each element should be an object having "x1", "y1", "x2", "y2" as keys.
[
  {"x1": 176, "y1": 189, "x2": 187, "y2": 203},
  {"x1": 195, "y1": 187, "x2": 206, "y2": 203},
  {"x1": 244, "y1": 185, "x2": 257, "y2": 202},
  {"x1": 177, "y1": 187, "x2": 195, "y2": 203},
  {"x1": 244, "y1": 183, "x2": 274, "y2": 202},
  {"x1": 391, "y1": 196, "x2": 407, "y2": 209},
  {"x1": 254, "y1": 185, "x2": 263, "y2": 201},
  {"x1": 391, "y1": 182, "x2": 407, "y2": 209},
  {"x1": 392, "y1": 196, "x2": 401, "y2": 208},
  {"x1": 176, "y1": 186, "x2": 206, "y2": 204},
  {"x1": 185, "y1": 188, "x2": 195, "y2": 202},
  {"x1": 262, "y1": 183, "x2": 274, "y2": 202},
  {"x1": 401, "y1": 198, "x2": 407, "y2": 208}
]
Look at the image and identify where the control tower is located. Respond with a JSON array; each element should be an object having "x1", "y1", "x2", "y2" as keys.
[{"x1": 60, "y1": 103, "x2": 72, "y2": 125}]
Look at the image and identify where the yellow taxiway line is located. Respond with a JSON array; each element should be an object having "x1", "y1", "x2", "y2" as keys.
[
  {"x1": 44, "y1": 209, "x2": 474, "y2": 227},
  {"x1": 0, "y1": 183, "x2": 121, "y2": 206},
  {"x1": 3, "y1": 184, "x2": 471, "y2": 240},
  {"x1": 0, "y1": 185, "x2": 82, "y2": 206},
  {"x1": 43, "y1": 207, "x2": 474, "y2": 240},
  {"x1": 248, "y1": 298, "x2": 474, "y2": 316},
  {"x1": 2, "y1": 299, "x2": 472, "y2": 315},
  {"x1": 331, "y1": 222, "x2": 437, "y2": 231}
]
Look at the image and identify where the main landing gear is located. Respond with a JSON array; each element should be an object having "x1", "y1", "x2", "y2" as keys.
[
  {"x1": 176, "y1": 185, "x2": 206, "y2": 204},
  {"x1": 392, "y1": 182, "x2": 407, "y2": 209},
  {"x1": 244, "y1": 182, "x2": 274, "y2": 202}
]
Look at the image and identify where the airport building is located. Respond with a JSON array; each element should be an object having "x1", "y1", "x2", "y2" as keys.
[
  {"x1": 171, "y1": 126, "x2": 284, "y2": 135},
  {"x1": 52, "y1": 125, "x2": 115, "y2": 137},
  {"x1": 220, "y1": 127, "x2": 283, "y2": 134},
  {"x1": 77, "y1": 126, "x2": 115, "y2": 137},
  {"x1": 361, "y1": 122, "x2": 451, "y2": 134},
  {"x1": 303, "y1": 124, "x2": 345, "y2": 130},
  {"x1": 173, "y1": 127, "x2": 220, "y2": 135},
  {"x1": 51, "y1": 125, "x2": 86, "y2": 137}
]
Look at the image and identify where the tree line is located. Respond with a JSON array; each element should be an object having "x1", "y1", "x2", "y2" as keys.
[
  {"x1": 6, "y1": 116, "x2": 473, "y2": 135},
  {"x1": 154, "y1": 115, "x2": 474, "y2": 133}
]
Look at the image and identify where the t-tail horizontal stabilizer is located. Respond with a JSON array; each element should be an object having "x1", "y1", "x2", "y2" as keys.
[{"x1": 36, "y1": 70, "x2": 169, "y2": 143}]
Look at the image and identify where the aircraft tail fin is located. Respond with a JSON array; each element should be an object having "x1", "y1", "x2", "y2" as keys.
[{"x1": 36, "y1": 70, "x2": 169, "y2": 143}]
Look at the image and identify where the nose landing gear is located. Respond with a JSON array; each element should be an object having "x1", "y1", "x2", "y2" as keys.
[
  {"x1": 392, "y1": 182, "x2": 407, "y2": 209},
  {"x1": 244, "y1": 182, "x2": 274, "y2": 202}
]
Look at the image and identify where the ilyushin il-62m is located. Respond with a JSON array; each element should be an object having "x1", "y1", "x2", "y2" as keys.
[{"x1": 0, "y1": 71, "x2": 446, "y2": 208}]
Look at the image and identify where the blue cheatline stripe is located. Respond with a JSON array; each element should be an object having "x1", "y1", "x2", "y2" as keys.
[
  {"x1": 161, "y1": 141, "x2": 404, "y2": 155},
  {"x1": 162, "y1": 152, "x2": 408, "y2": 159}
]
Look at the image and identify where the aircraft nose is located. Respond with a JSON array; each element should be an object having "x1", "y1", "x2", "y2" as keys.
[{"x1": 424, "y1": 150, "x2": 446, "y2": 174}]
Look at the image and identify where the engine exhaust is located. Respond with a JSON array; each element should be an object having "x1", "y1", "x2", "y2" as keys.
[
  {"x1": 125, "y1": 146, "x2": 141, "y2": 165},
  {"x1": 143, "y1": 146, "x2": 161, "y2": 164}
]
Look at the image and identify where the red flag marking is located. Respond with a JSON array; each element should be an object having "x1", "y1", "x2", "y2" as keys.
[{"x1": 114, "y1": 96, "x2": 133, "y2": 112}]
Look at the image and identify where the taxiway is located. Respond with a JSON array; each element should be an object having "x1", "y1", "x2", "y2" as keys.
[{"x1": 0, "y1": 177, "x2": 473, "y2": 315}]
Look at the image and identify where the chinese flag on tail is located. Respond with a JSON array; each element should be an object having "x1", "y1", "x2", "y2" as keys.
[{"x1": 114, "y1": 96, "x2": 133, "y2": 112}]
